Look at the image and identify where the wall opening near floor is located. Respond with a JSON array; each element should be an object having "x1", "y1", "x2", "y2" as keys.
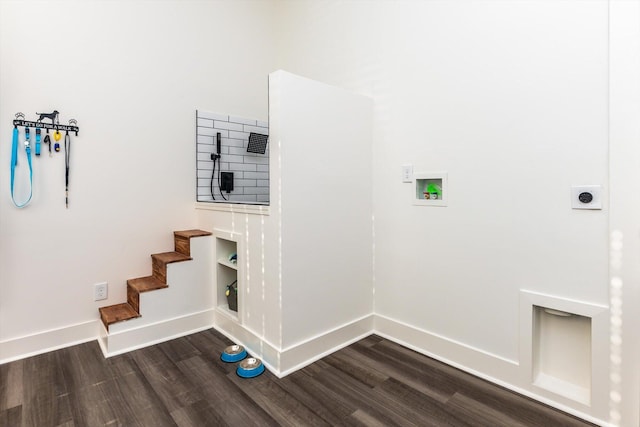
[{"x1": 533, "y1": 305, "x2": 591, "y2": 405}]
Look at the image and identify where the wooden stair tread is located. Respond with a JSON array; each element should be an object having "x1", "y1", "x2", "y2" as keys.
[
  {"x1": 128, "y1": 276, "x2": 168, "y2": 293},
  {"x1": 99, "y1": 303, "x2": 140, "y2": 328},
  {"x1": 174, "y1": 230, "x2": 211, "y2": 256},
  {"x1": 174, "y1": 229, "x2": 212, "y2": 238},
  {"x1": 100, "y1": 229, "x2": 212, "y2": 332},
  {"x1": 151, "y1": 251, "x2": 192, "y2": 263}
]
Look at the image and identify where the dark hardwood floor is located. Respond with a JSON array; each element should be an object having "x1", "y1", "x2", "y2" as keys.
[{"x1": 0, "y1": 329, "x2": 596, "y2": 427}]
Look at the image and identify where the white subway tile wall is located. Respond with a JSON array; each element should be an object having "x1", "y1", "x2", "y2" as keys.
[{"x1": 196, "y1": 110, "x2": 269, "y2": 204}]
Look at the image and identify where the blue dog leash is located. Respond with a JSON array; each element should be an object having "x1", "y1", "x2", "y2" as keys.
[
  {"x1": 35, "y1": 128, "x2": 41, "y2": 156},
  {"x1": 10, "y1": 125, "x2": 34, "y2": 207}
]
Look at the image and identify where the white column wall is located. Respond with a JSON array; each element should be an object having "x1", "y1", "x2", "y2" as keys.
[{"x1": 609, "y1": 1, "x2": 640, "y2": 425}]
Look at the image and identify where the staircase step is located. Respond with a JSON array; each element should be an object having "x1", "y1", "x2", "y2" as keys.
[
  {"x1": 151, "y1": 251, "x2": 192, "y2": 283},
  {"x1": 99, "y1": 303, "x2": 140, "y2": 330},
  {"x1": 127, "y1": 276, "x2": 168, "y2": 313},
  {"x1": 100, "y1": 229, "x2": 211, "y2": 332},
  {"x1": 152, "y1": 251, "x2": 192, "y2": 263},
  {"x1": 128, "y1": 276, "x2": 168, "y2": 293},
  {"x1": 174, "y1": 229, "x2": 212, "y2": 255}
]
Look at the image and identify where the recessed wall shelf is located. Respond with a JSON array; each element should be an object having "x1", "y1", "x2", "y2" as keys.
[
  {"x1": 413, "y1": 172, "x2": 448, "y2": 206},
  {"x1": 215, "y1": 231, "x2": 241, "y2": 321}
]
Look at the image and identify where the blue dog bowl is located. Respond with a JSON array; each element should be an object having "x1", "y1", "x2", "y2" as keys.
[
  {"x1": 236, "y1": 357, "x2": 265, "y2": 378},
  {"x1": 221, "y1": 345, "x2": 247, "y2": 363}
]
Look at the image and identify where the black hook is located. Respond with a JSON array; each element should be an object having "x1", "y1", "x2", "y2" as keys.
[
  {"x1": 69, "y1": 119, "x2": 78, "y2": 136},
  {"x1": 14, "y1": 112, "x2": 24, "y2": 128}
]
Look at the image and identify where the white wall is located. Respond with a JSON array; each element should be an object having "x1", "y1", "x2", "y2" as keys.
[
  {"x1": 277, "y1": 0, "x2": 609, "y2": 356},
  {"x1": 0, "y1": 0, "x2": 276, "y2": 354},
  {"x1": 377, "y1": 0, "x2": 608, "y2": 365},
  {"x1": 275, "y1": 71, "x2": 373, "y2": 348},
  {"x1": 275, "y1": 0, "x2": 614, "y2": 423}
]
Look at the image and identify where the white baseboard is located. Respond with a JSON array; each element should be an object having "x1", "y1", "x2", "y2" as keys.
[
  {"x1": 374, "y1": 313, "x2": 519, "y2": 376},
  {"x1": 100, "y1": 309, "x2": 215, "y2": 357},
  {"x1": 373, "y1": 314, "x2": 609, "y2": 427},
  {"x1": 212, "y1": 313, "x2": 374, "y2": 377},
  {"x1": 278, "y1": 314, "x2": 374, "y2": 377},
  {"x1": 0, "y1": 320, "x2": 98, "y2": 364}
]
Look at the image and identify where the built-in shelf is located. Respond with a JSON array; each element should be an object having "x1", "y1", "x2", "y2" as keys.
[
  {"x1": 217, "y1": 258, "x2": 238, "y2": 270},
  {"x1": 215, "y1": 230, "x2": 241, "y2": 322},
  {"x1": 413, "y1": 172, "x2": 448, "y2": 206}
]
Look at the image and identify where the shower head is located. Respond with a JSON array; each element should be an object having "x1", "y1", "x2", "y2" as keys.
[{"x1": 247, "y1": 132, "x2": 269, "y2": 155}]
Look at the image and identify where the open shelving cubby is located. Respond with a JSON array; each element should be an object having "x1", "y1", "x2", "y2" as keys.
[{"x1": 214, "y1": 230, "x2": 241, "y2": 321}]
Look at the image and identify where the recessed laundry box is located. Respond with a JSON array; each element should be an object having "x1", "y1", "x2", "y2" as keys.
[
  {"x1": 532, "y1": 305, "x2": 591, "y2": 405},
  {"x1": 413, "y1": 172, "x2": 447, "y2": 206}
]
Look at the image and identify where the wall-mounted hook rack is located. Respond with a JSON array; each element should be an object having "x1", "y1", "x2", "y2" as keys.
[
  {"x1": 9, "y1": 111, "x2": 81, "y2": 209},
  {"x1": 12, "y1": 111, "x2": 79, "y2": 136},
  {"x1": 13, "y1": 119, "x2": 79, "y2": 135}
]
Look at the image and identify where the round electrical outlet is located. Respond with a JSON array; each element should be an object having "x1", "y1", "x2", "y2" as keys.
[
  {"x1": 571, "y1": 185, "x2": 602, "y2": 210},
  {"x1": 578, "y1": 192, "x2": 593, "y2": 204}
]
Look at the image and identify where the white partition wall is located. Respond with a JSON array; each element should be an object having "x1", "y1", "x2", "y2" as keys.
[
  {"x1": 199, "y1": 71, "x2": 373, "y2": 374},
  {"x1": 273, "y1": 71, "x2": 374, "y2": 349}
]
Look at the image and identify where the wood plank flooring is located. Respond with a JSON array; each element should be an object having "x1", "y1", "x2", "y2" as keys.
[{"x1": 0, "y1": 329, "x2": 596, "y2": 427}]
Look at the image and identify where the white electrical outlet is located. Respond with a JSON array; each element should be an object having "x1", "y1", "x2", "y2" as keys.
[
  {"x1": 402, "y1": 164, "x2": 413, "y2": 183},
  {"x1": 94, "y1": 282, "x2": 108, "y2": 301}
]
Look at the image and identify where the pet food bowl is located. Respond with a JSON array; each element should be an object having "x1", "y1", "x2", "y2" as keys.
[
  {"x1": 236, "y1": 357, "x2": 265, "y2": 378},
  {"x1": 221, "y1": 345, "x2": 247, "y2": 363}
]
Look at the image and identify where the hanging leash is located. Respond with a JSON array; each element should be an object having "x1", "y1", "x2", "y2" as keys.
[
  {"x1": 10, "y1": 122, "x2": 34, "y2": 208},
  {"x1": 44, "y1": 132, "x2": 52, "y2": 156},
  {"x1": 65, "y1": 130, "x2": 71, "y2": 208},
  {"x1": 64, "y1": 119, "x2": 78, "y2": 209},
  {"x1": 35, "y1": 128, "x2": 41, "y2": 156}
]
